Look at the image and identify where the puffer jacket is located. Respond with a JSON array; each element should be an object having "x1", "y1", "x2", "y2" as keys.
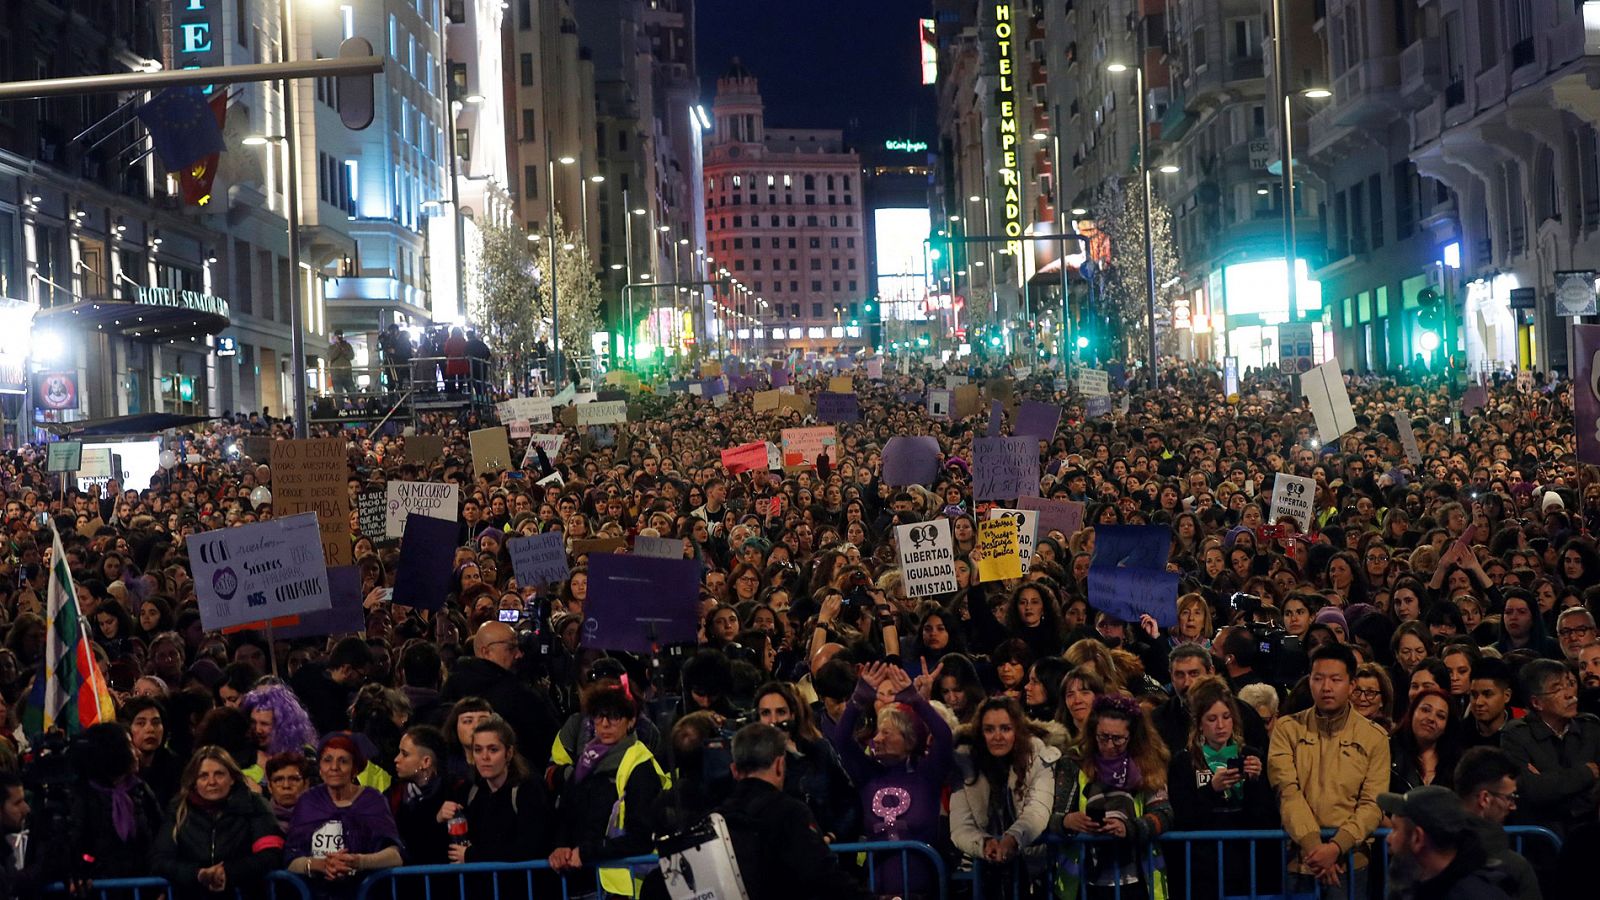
[
  {"x1": 1267, "y1": 703, "x2": 1390, "y2": 872},
  {"x1": 948, "y1": 735, "x2": 1061, "y2": 857},
  {"x1": 150, "y1": 783, "x2": 284, "y2": 898}
]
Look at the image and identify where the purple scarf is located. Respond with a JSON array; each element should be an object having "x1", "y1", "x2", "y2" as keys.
[
  {"x1": 1093, "y1": 753, "x2": 1143, "y2": 792},
  {"x1": 92, "y1": 777, "x2": 139, "y2": 841},
  {"x1": 572, "y1": 737, "x2": 620, "y2": 784}
]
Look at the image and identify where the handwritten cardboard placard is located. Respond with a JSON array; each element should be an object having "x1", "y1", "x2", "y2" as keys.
[
  {"x1": 571, "y1": 537, "x2": 628, "y2": 558},
  {"x1": 972, "y1": 435, "x2": 1040, "y2": 500},
  {"x1": 633, "y1": 535, "x2": 685, "y2": 560},
  {"x1": 1015, "y1": 495, "x2": 1086, "y2": 539},
  {"x1": 272, "y1": 437, "x2": 352, "y2": 567},
  {"x1": 577, "y1": 400, "x2": 628, "y2": 427},
  {"x1": 1396, "y1": 413, "x2": 1422, "y2": 465},
  {"x1": 987, "y1": 507, "x2": 1039, "y2": 571},
  {"x1": 828, "y1": 375, "x2": 853, "y2": 394},
  {"x1": 780, "y1": 426, "x2": 837, "y2": 467},
  {"x1": 1015, "y1": 400, "x2": 1062, "y2": 442},
  {"x1": 522, "y1": 433, "x2": 565, "y2": 468},
  {"x1": 1269, "y1": 473, "x2": 1316, "y2": 533},
  {"x1": 1088, "y1": 525, "x2": 1179, "y2": 628},
  {"x1": 700, "y1": 361, "x2": 723, "y2": 378},
  {"x1": 243, "y1": 436, "x2": 274, "y2": 463},
  {"x1": 953, "y1": 384, "x2": 982, "y2": 419},
  {"x1": 976, "y1": 516, "x2": 1023, "y2": 582},
  {"x1": 469, "y1": 427, "x2": 513, "y2": 474},
  {"x1": 754, "y1": 389, "x2": 782, "y2": 414},
  {"x1": 508, "y1": 532, "x2": 569, "y2": 587},
  {"x1": 189, "y1": 512, "x2": 333, "y2": 631},
  {"x1": 404, "y1": 434, "x2": 446, "y2": 465},
  {"x1": 1078, "y1": 368, "x2": 1109, "y2": 397},
  {"x1": 356, "y1": 489, "x2": 387, "y2": 542},
  {"x1": 385, "y1": 481, "x2": 459, "y2": 540}
]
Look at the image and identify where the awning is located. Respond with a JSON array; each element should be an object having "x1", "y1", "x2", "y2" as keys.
[
  {"x1": 35, "y1": 296, "x2": 230, "y2": 342},
  {"x1": 46, "y1": 412, "x2": 214, "y2": 438}
]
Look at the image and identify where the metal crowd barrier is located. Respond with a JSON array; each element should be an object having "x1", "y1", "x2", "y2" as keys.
[
  {"x1": 46, "y1": 870, "x2": 312, "y2": 900},
  {"x1": 963, "y1": 825, "x2": 1562, "y2": 899}
]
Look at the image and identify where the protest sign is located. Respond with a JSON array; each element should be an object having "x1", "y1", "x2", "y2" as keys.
[
  {"x1": 896, "y1": 518, "x2": 958, "y2": 598},
  {"x1": 603, "y1": 369, "x2": 643, "y2": 392},
  {"x1": 953, "y1": 385, "x2": 982, "y2": 419},
  {"x1": 1269, "y1": 473, "x2": 1316, "y2": 533},
  {"x1": 721, "y1": 441, "x2": 769, "y2": 475},
  {"x1": 700, "y1": 361, "x2": 723, "y2": 378},
  {"x1": 1086, "y1": 396, "x2": 1112, "y2": 419},
  {"x1": 985, "y1": 400, "x2": 1004, "y2": 437},
  {"x1": 700, "y1": 378, "x2": 726, "y2": 398},
  {"x1": 385, "y1": 481, "x2": 459, "y2": 540},
  {"x1": 1578, "y1": 325, "x2": 1600, "y2": 464},
  {"x1": 189, "y1": 512, "x2": 332, "y2": 631},
  {"x1": 572, "y1": 537, "x2": 628, "y2": 558},
  {"x1": 551, "y1": 383, "x2": 577, "y2": 404},
  {"x1": 972, "y1": 435, "x2": 1040, "y2": 500},
  {"x1": 272, "y1": 437, "x2": 352, "y2": 567},
  {"x1": 780, "y1": 426, "x2": 837, "y2": 467},
  {"x1": 985, "y1": 379, "x2": 1014, "y2": 407},
  {"x1": 1015, "y1": 495, "x2": 1085, "y2": 539},
  {"x1": 1078, "y1": 369, "x2": 1109, "y2": 397},
  {"x1": 508, "y1": 532, "x2": 569, "y2": 587},
  {"x1": 391, "y1": 514, "x2": 458, "y2": 611},
  {"x1": 1395, "y1": 414, "x2": 1422, "y2": 466},
  {"x1": 829, "y1": 375, "x2": 853, "y2": 394},
  {"x1": 404, "y1": 434, "x2": 446, "y2": 465},
  {"x1": 928, "y1": 389, "x2": 952, "y2": 420},
  {"x1": 243, "y1": 436, "x2": 273, "y2": 463},
  {"x1": 522, "y1": 433, "x2": 565, "y2": 468},
  {"x1": 754, "y1": 389, "x2": 781, "y2": 413},
  {"x1": 1087, "y1": 525, "x2": 1179, "y2": 628},
  {"x1": 537, "y1": 470, "x2": 565, "y2": 489},
  {"x1": 1300, "y1": 360, "x2": 1356, "y2": 441},
  {"x1": 987, "y1": 507, "x2": 1039, "y2": 571},
  {"x1": 945, "y1": 375, "x2": 969, "y2": 388},
  {"x1": 46, "y1": 441, "x2": 81, "y2": 473},
  {"x1": 469, "y1": 427, "x2": 513, "y2": 474},
  {"x1": 585, "y1": 554, "x2": 702, "y2": 652},
  {"x1": 816, "y1": 392, "x2": 861, "y2": 424},
  {"x1": 882, "y1": 436, "x2": 941, "y2": 486},
  {"x1": 976, "y1": 516, "x2": 1023, "y2": 582},
  {"x1": 220, "y1": 566, "x2": 365, "y2": 639},
  {"x1": 1014, "y1": 400, "x2": 1062, "y2": 442},
  {"x1": 504, "y1": 396, "x2": 554, "y2": 424},
  {"x1": 356, "y1": 489, "x2": 387, "y2": 542},
  {"x1": 770, "y1": 366, "x2": 790, "y2": 388},
  {"x1": 577, "y1": 400, "x2": 628, "y2": 427},
  {"x1": 713, "y1": 392, "x2": 730, "y2": 408},
  {"x1": 1462, "y1": 384, "x2": 1489, "y2": 414},
  {"x1": 865, "y1": 358, "x2": 883, "y2": 379},
  {"x1": 634, "y1": 535, "x2": 685, "y2": 559}
]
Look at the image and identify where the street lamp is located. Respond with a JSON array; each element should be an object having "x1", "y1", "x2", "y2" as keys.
[{"x1": 1107, "y1": 61, "x2": 1163, "y2": 391}]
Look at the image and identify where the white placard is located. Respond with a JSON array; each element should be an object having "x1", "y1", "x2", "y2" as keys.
[
  {"x1": 552, "y1": 384, "x2": 577, "y2": 404},
  {"x1": 713, "y1": 392, "x2": 730, "y2": 408},
  {"x1": 895, "y1": 517, "x2": 959, "y2": 598},
  {"x1": 522, "y1": 433, "x2": 565, "y2": 467},
  {"x1": 577, "y1": 400, "x2": 628, "y2": 426},
  {"x1": 188, "y1": 512, "x2": 332, "y2": 631},
  {"x1": 987, "y1": 507, "x2": 1039, "y2": 571},
  {"x1": 1300, "y1": 360, "x2": 1356, "y2": 441},
  {"x1": 1269, "y1": 473, "x2": 1316, "y2": 534},
  {"x1": 385, "y1": 481, "x2": 460, "y2": 540},
  {"x1": 928, "y1": 389, "x2": 952, "y2": 420},
  {"x1": 1395, "y1": 414, "x2": 1422, "y2": 465},
  {"x1": 507, "y1": 396, "x2": 554, "y2": 424},
  {"x1": 945, "y1": 374, "x2": 969, "y2": 388},
  {"x1": 1078, "y1": 369, "x2": 1109, "y2": 397}
]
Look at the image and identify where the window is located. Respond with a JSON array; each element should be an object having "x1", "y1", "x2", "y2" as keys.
[
  {"x1": 809, "y1": 237, "x2": 821, "y2": 249},
  {"x1": 733, "y1": 238, "x2": 743, "y2": 249},
  {"x1": 1368, "y1": 173, "x2": 1384, "y2": 249},
  {"x1": 521, "y1": 109, "x2": 536, "y2": 142},
  {"x1": 811, "y1": 281, "x2": 822, "y2": 292},
  {"x1": 812, "y1": 303, "x2": 824, "y2": 317},
  {"x1": 237, "y1": 0, "x2": 250, "y2": 47},
  {"x1": 831, "y1": 258, "x2": 840, "y2": 270},
  {"x1": 846, "y1": 237, "x2": 855, "y2": 248},
  {"x1": 849, "y1": 280, "x2": 858, "y2": 291},
  {"x1": 517, "y1": 0, "x2": 531, "y2": 29},
  {"x1": 1230, "y1": 17, "x2": 1262, "y2": 58},
  {"x1": 788, "y1": 237, "x2": 796, "y2": 248},
  {"x1": 830, "y1": 237, "x2": 839, "y2": 248},
  {"x1": 524, "y1": 165, "x2": 538, "y2": 199},
  {"x1": 804, "y1": 175, "x2": 815, "y2": 190},
  {"x1": 810, "y1": 259, "x2": 821, "y2": 270},
  {"x1": 832, "y1": 281, "x2": 841, "y2": 292},
  {"x1": 520, "y1": 54, "x2": 534, "y2": 86}
]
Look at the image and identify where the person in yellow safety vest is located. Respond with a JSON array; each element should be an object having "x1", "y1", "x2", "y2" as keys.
[{"x1": 548, "y1": 684, "x2": 670, "y2": 898}]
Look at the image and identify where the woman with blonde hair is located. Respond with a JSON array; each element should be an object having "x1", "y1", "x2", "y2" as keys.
[
  {"x1": 152, "y1": 746, "x2": 283, "y2": 898},
  {"x1": 1065, "y1": 638, "x2": 1124, "y2": 692}
]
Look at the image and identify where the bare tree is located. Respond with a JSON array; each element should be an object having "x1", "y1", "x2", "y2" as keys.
[{"x1": 1089, "y1": 178, "x2": 1182, "y2": 363}]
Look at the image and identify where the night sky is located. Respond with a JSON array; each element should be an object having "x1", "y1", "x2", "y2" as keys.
[{"x1": 695, "y1": 0, "x2": 937, "y2": 159}]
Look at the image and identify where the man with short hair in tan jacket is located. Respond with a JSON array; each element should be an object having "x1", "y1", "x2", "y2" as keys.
[{"x1": 1269, "y1": 643, "x2": 1390, "y2": 899}]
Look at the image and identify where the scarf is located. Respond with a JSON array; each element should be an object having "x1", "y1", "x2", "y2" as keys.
[
  {"x1": 1201, "y1": 742, "x2": 1241, "y2": 801},
  {"x1": 186, "y1": 789, "x2": 227, "y2": 814},
  {"x1": 1093, "y1": 753, "x2": 1142, "y2": 792},
  {"x1": 92, "y1": 777, "x2": 140, "y2": 842},
  {"x1": 572, "y1": 737, "x2": 621, "y2": 784}
]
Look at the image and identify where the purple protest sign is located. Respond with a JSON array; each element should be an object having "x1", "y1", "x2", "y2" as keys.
[
  {"x1": 701, "y1": 378, "x2": 726, "y2": 398},
  {"x1": 817, "y1": 392, "x2": 861, "y2": 423},
  {"x1": 585, "y1": 554, "x2": 702, "y2": 651},
  {"x1": 770, "y1": 365, "x2": 790, "y2": 388},
  {"x1": 1015, "y1": 400, "x2": 1062, "y2": 442},
  {"x1": 1088, "y1": 524, "x2": 1179, "y2": 628},
  {"x1": 392, "y1": 513, "x2": 459, "y2": 611},
  {"x1": 274, "y1": 566, "x2": 367, "y2": 639},
  {"x1": 985, "y1": 401, "x2": 1004, "y2": 437},
  {"x1": 1462, "y1": 384, "x2": 1488, "y2": 414},
  {"x1": 882, "y1": 435, "x2": 942, "y2": 486},
  {"x1": 1015, "y1": 495, "x2": 1085, "y2": 538},
  {"x1": 508, "y1": 531, "x2": 569, "y2": 587},
  {"x1": 1578, "y1": 325, "x2": 1600, "y2": 464},
  {"x1": 972, "y1": 435, "x2": 1040, "y2": 500}
]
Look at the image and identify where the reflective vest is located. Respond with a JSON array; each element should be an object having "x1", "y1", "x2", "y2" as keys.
[
  {"x1": 1052, "y1": 767, "x2": 1168, "y2": 900},
  {"x1": 597, "y1": 741, "x2": 671, "y2": 898}
]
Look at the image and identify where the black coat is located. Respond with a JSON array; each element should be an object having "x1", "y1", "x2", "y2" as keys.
[
  {"x1": 715, "y1": 778, "x2": 865, "y2": 900},
  {"x1": 68, "y1": 777, "x2": 165, "y2": 879},
  {"x1": 440, "y1": 658, "x2": 559, "y2": 771},
  {"x1": 388, "y1": 777, "x2": 451, "y2": 867},
  {"x1": 552, "y1": 735, "x2": 665, "y2": 862},
  {"x1": 289, "y1": 663, "x2": 354, "y2": 735},
  {"x1": 455, "y1": 774, "x2": 552, "y2": 862},
  {"x1": 151, "y1": 784, "x2": 283, "y2": 899}
]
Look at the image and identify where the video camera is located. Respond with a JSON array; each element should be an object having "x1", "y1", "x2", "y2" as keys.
[{"x1": 1226, "y1": 593, "x2": 1308, "y2": 688}]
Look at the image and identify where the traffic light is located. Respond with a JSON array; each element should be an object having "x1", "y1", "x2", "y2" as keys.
[
  {"x1": 1417, "y1": 287, "x2": 1443, "y2": 352},
  {"x1": 1075, "y1": 335, "x2": 1090, "y2": 349}
]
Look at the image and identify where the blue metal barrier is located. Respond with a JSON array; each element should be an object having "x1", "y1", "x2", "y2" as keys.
[{"x1": 46, "y1": 871, "x2": 312, "y2": 900}]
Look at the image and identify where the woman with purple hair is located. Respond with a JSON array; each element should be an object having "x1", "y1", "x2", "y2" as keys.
[{"x1": 241, "y1": 683, "x2": 319, "y2": 782}]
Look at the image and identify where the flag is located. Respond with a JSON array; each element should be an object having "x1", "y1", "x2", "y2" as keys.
[
  {"x1": 179, "y1": 92, "x2": 230, "y2": 207},
  {"x1": 137, "y1": 86, "x2": 227, "y2": 171},
  {"x1": 24, "y1": 526, "x2": 116, "y2": 737}
]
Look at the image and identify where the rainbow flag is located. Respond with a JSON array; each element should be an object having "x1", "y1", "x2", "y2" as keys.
[{"x1": 24, "y1": 526, "x2": 116, "y2": 737}]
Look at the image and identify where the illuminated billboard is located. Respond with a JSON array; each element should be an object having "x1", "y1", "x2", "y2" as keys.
[
  {"x1": 1222, "y1": 259, "x2": 1323, "y2": 318},
  {"x1": 921, "y1": 19, "x2": 937, "y2": 85},
  {"x1": 874, "y1": 208, "x2": 931, "y2": 322}
]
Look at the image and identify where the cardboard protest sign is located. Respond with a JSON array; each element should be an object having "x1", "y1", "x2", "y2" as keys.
[
  {"x1": 928, "y1": 389, "x2": 952, "y2": 420},
  {"x1": 189, "y1": 512, "x2": 332, "y2": 631},
  {"x1": 1086, "y1": 396, "x2": 1112, "y2": 418},
  {"x1": 987, "y1": 507, "x2": 1039, "y2": 571},
  {"x1": 221, "y1": 565, "x2": 365, "y2": 640},
  {"x1": 1395, "y1": 414, "x2": 1422, "y2": 466},
  {"x1": 976, "y1": 516, "x2": 1023, "y2": 582},
  {"x1": 1015, "y1": 400, "x2": 1062, "y2": 442},
  {"x1": 577, "y1": 400, "x2": 628, "y2": 427},
  {"x1": 1078, "y1": 369, "x2": 1109, "y2": 397},
  {"x1": 754, "y1": 390, "x2": 782, "y2": 413},
  {"x1": 972, "y1": 436, "x2": 1040, "y2": 500},
  {"x1": 945, "y1": 374, "x2": 969, "y2": 388},
  {"x1": 469, "y1": 427, "x2": 513, "y2": 474},
  {"x1": 816, "y1": 392, "x2": 861, "y2": 424},
  {"x1": 721, "y1": 441, "x2": 769, "y2": 475},
  {"x1": 552, "y1": 383, "x2": 577, "y2": 404},
  {"x1": 777, "y1": 392, "x2": 811, "y2": 414},
  {"x1": 404, "y1": 434, "x2": 446, "y2": 465},
  {"x1": 1300, "y1": 360, "x2": 1356, "y2": 441},
  {"x1": 537, "y1": 470, "x2": 565, "y2": 489},
  {"x1": 391, "y1": 514, "x2": 458, "y2": 611},
  {"x1": 828, "y1": 375, "x2": 853, "y2": 394},
  {"x1": 356, "y1": 489, "x2": 387, "y2": 542},
  {"x1": 865, "y1": 358, "x2": 883, "y2": 380},
  {"x1": 385, "y1": 481, "x2": 459, "y2": 540},
  {"x1": 46, "y1": 441, "x2": 81, "y2": 473},
  {"x1": 985, "y1": 378, "x2": 1014, "y2": 407},
  {"x1": 585, "y1": 554, "x2": 701, "y2": 652},
  {"x1": 1462, "y1": 384, "x2": 1489, "y2": 414},
  {"x1": 503, "y1": 396, "x2": 554, "y2": 424},
  {"x1": 953, "y1": 385, "x2": 982, "y2": 419},
  {"x1": 571, "y1": 537, "x2": 628, "y2": 558},
  {"x1": 1016, "y1": 496, "x2": 1085, "y2": 539},
  {"x1": 882, "y1": 436, "x2": 941, "y2": 486},
  {"x1": 603, "y1": 369, "x2": 643, "y2": 392},
  {"x1": 243, "y1": 436, "x2": 273, "y2": 463},
  {"x1": 522, "y1": 433, "x2": 565, "y2": 468},
  {"x1": 508, "y1": 532, "x2": 569, "y2": 587},
  {"x1": 1087, "y1": 525, "x2": 1179, "y2": 628},
  {"x1": 1269, "y1": 473, "x2": 1316, "y2": 533},
  {"x1": 780, "y1": 427, "x2": 837, "y2": 467},
  {"x1": 272, "y1": 438, "x2": 352, "y2": 566},
  {"x1": 701, "y1": 361, "x2": 723, "y2": 378},
  {"x1": 634, "y1": 535, "x2": 685, "y2": 559},
  {"x1": 712, "y1": 393, "x2": 730, "y2": 408},
  {"x1": 896, "y1": 518, "x2": 958, "y2": 598}
]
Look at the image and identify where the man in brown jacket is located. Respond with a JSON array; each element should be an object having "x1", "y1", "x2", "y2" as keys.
[{"x1": 1269, "y1": 643, "x2": 1390, "y2": 899}]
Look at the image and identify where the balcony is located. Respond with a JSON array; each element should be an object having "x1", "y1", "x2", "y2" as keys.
[
  {"x1": 1228, "y1": 57, "x2": 1265, "y2": 83},
  {"x1": 1399, "y1": 38, "x2": 1444, "y2": 108},
  {"x1": 1411, "y1": 96, "x2": 1444, "y2": 146},
  {"x1": 1308, "y1": 57, "x2": 1401, "y2": 155}
]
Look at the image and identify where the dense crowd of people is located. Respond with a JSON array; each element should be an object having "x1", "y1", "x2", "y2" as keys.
[{"x1": 0, "y1": 356, "x2": 1590, "y2": 899}]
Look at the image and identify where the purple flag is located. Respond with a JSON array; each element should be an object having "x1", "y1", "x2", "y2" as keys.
[
  {"x1": 882, "y1": 436, "x2": 941, "y2": 486},
  {"x1": 1015, "y1": 400, "x2": 1062, "y2": 442},
  {"x1": 586, "y1": 554, "x2": 702, "y2": 651},
  {"x1": 1577, "y1": 325, "x2": 1600, "y2": 464}
]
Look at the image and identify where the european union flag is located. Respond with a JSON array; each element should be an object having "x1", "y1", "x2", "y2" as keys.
[{"x1": 137, "y1": 87, "x2": 227, "y2": 172}]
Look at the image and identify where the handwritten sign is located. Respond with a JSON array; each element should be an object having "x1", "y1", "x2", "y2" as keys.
[
  {"x1": 391, "y1": 514, "x2": 457, "y2": 611},
  {"x1": 816, "y1": 392, "x2": 861, "y2": 423},
  {"x1": 404, "y1": 434, "x2": 446, "y2": 465},
  {"x1": 754, "y1": 389, "x2": 782, "y2": 413},
  {"x1": 385, "y1": 481, "x2": 459, "y2": 540},
  {"x1": 953, "y1": 384, "x2": 982, "y2": 419},
  {"x1": 882, "y1": 435, "x2": 941, "y2": 486},
  {"x1": 896, "y1": 518, "x2": 958, "y2": 597},
  {"x1": 928, "y1": 389, "x2": 952, "y2": 420},
  {"x1": 634, "y1": 535, "x2": 685, "y2": 560},
  {"x1": 46, "y1": 441, "x2": 82, "y2": 473},
  {"x1": 499, "y1": 396, "x2": 554, "y2": 425},
  {"x1": 356, "y1": 489, "x2": 387, "y2": 542},
  {"x1": 1014, "y1": 400, "x2": 1062, "y2": 442},
  {"x1": 272, "y1": 438, "x2": 352, "y2": 567},
  {"x1": 1016, "y1": 495, "x2": 1085, "y2": 539},
  {"x1": 976, "y1": 516, "x2": 1023, "y2": 582},
  {"x1": 469, "y1": 427, "x2": 513, "y2": 474},
  {"x1": 1269, "y1": 473, "x2": 1316, "y2": 533},
  {"x1": 1078, "y1": 369, "x2": 1109, "y2": 397},
  {"x1": 508, "y1": 532, "x2": 569, "y2": 587},
  {"x1": 972, "y1": 436, "x2": 1040, "y2": 500},
  {"x1": 1088, "y1": 525, "x2": 1179, "y2": 628},
  {"x1": 1300, "y1": 360, "x2": 1356, "y2": 441},
  {"x1": 987, "y1": 507, "x2": 1039, "y2": 571},
  {"x1": 522, "y1": 433, "x2": 565, "y2": 468},
  {"x1": 780, "y1": 426, "x2": 837, "y2": 467},
  {"x1": 1395, "y1": 413, "x2": 1422, "y2": 466},
  {"x1": 577, "y1": 400, "x2": 628, "y2": 427},
  {"x1": 721, "y1": 441, "x2": 769, "y2": 475},
  {"x1": 189, "y1": 512, "x2": 332, "y2": 631},
  {"x1": 828, "y1": 375, "x2": 853, "y2": 394}
]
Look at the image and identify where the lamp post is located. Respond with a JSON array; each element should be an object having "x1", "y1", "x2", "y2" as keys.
[
  {"x1": 275, "y1": 0, "x2": 309, "y2": 436},
  {"x1": 1108, "y1": 62, "x2": 1161, "y2": 391},
  {"x1": 543, "y1": 134, "x2": 575, "y2": 387}
]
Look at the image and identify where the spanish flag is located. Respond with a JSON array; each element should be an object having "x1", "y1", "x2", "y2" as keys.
[{"x1": 23, "y1": 525, "x2": 116, "y2": 737}]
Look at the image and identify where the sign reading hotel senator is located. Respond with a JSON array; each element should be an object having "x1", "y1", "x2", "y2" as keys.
[
  {"x1": 992, "y1": 2, "x2": 1024, "y2": 259},
  {"x1": 133, "y1": 285, "x2": 230, "y2": 319}
]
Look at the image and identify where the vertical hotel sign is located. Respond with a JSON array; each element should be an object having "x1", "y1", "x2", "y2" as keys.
[
  {"x1": 992, "y1": 3, "x2": 1024, "y2": 260},
  {"x1": 173, "y1": 0, "x2": 225, "y2": 89}
]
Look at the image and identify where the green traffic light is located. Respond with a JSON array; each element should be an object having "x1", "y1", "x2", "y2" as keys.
[
  {"x1": 1075, "y1": 336, "x2": 1089, "y2": 349},
  {"x1": 988, "y1": 335, "x2": 1002, "y2": 347},
  {"x1": 851, "y1": 319, "x2": 859, "y2": 327}
]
